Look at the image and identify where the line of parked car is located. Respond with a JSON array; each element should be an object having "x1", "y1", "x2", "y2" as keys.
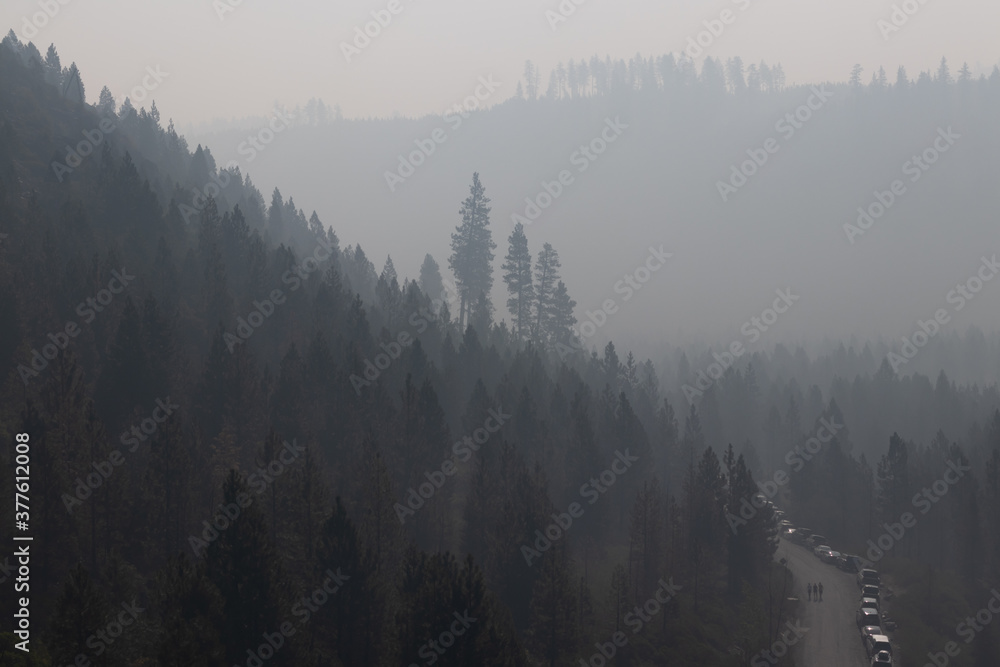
[{"x1": 778, "y1": 517, "x2": 897, "y2": 666}]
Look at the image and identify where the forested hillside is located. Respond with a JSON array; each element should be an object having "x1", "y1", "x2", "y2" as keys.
[{"x1": 1, "y1": 32, "x2": 999, "y2": 666}]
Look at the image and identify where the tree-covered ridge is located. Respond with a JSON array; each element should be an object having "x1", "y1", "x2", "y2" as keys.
[{"x1": 0, "y1": 33, "x2": 998, "y2": 666}]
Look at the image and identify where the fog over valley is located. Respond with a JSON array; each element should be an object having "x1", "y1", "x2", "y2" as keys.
[{"x1": 2, "y1": 2, "x2": 1000, "y2": 666}]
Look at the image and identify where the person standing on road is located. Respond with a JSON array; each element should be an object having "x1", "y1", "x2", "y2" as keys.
[
  {"x1": 807, "y1": 583, "x2": 812, "y2": 601},
  {"x1": 818, "y1": 582, "x2": 824, "y2": 601}
]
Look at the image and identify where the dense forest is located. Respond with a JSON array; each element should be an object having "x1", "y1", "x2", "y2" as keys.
[
  {"x1": 187, "y1": 49, "x2": 1000, "y2": 382},
  {"x1": 1, "y1": 31, "x2": 999, "y2": 666}
]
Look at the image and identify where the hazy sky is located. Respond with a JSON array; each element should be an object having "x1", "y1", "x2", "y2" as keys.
[{"x1": 5, "y1": 0, "x2": 1000, "y2": 125}]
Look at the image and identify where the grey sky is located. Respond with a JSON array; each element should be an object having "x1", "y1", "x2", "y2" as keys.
[{"x1": 5, "y1": 0, "x2": 1000, "y2": 125}]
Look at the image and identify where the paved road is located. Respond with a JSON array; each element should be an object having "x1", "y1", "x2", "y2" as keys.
[{"x1": 776, "y1": 538, "x2": 871, "y2": 667}]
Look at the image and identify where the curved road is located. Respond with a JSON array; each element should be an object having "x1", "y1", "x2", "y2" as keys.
[{"x1": 776, "y1": 538, "x2": 871, "y2": 667}]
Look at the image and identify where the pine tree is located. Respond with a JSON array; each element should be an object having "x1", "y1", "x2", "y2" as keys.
[
  {"x1": 958, "y1": 62, "x2": 972, "y2": 84},
  {"x1": 849, "y1": 64, "x2": 864, "y2": 88},
  {"x1": 376, "y1": 255, "x2": 401, "y2": 325},
  {"x1": 548, "y1": 281, "x2": 576, "y2": 348},
  {"x1": 141, "y1": 412, "x2": 195, "y2": 564},
  {"x1": 524, "y1": 61, "x2": 539, "y2": 99},
  {"x1": 153, "y1": 556, "x2": 226, "y2": 666},
  {"x1": 876, "y1": 432, "x2": 909, "y2": 523},
  {"x1": 43, "y1": 44, "x2": 61, "y2": 86},
  {"x1": 602, "y1": 342, "x2": 621, "y2": 392},
  {"x1": 532, "y1": 243, "x2": 561, "y2": 344},
  {"x1": 203, "y1": 470, "x2": 290, "y2": 665},
  {"x1": 656, "y1": 398, "x2": 681, "y2": 491},
  {"x1": 685, "y1": 447, "x2": 726, "y2": 610},
  {"x1": 96, "y1": 296, "x2": 150, "y2": 425},
  {"x1": 48, "y1": 564, "x2": 110, "y2": 665},
  {"x1": 449, "y1": 173, "x2": 496, "y2": 330},
  {"x1": 726, "y1": 57, "x2": 746, "y2": 94},
  {"x1": 62, "y1": 62, "x2": 85, "y2": 103},
  {"x1": 724, "y1": 445, "x2": 777, "y2": 594},
  {"x1": 502, "y1": 222, "x2": 534, "y2": 341},
  {"x1": 526, "y1": 543, "x2": 579, "y2": 666},
  {"x1": 937, "y1": 57, "x2": 952, "y2": 85},
  {"x1": 314, "y1": 496, "x2": 380, "y2": 665},
  {"x1": 607, "y1": 563, "x2": 630, "y2": 632},
  {"x1": 419, "y1": 253, "x2": 445, "y2": 304},
  {"x1": 267, "y1": 187, "x2": 285, "y2": 240},
  {"x1": 771, "y1": 63, "x2": 785, "y2": 90},
  {"x1": 469, "y1": 289, "x2": 494, "y2": 338},
  {"x1": 628, "y1": 478, "x2": 665, "y2": 602},
  {"x1": 380, "y1": 255, "x2": 397, "y2": 284}
]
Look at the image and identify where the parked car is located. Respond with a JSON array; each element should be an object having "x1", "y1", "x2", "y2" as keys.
[
  {"x1": 866, "y1": 634, "x2": 893, "y2": 658},
  {"x1": 858, "y1": 569, "x2": 881, "y2": 588},
  {"x1": 871, "y1": 650, "x2": 893, "y2": 665},
  {"x1": 860, "y1": 596, "x2": 880, "y2": 612},
  {"x1": 861, "y1": 584, "x2": 881, "y2": 600},
  {"x1": 860, "y1": 625, "x2": 882, "y2": 645},
  {"x1": 843, "y1": 555, "x2": 866, "y2": 572},
  {"x1": 821, "y1": 549, "x2": 842, "y2": 564},
  {"x1": 806, "y1": 534, "x2": 828, "y2": 548},
  {"x1": 813, "y1": 544, "x2": 833, "y2": 558},
  {"x1": 788, "y1": 529, "x2": 808, "y2": 545},
  {"x1": 857, "y1": 607, "x2": 880, "y2": 630},
  {"x1": 837, "y1": 554, "x2": 859, "y2": 571}
]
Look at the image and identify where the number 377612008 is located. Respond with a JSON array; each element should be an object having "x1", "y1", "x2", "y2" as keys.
[{"x1": 14, "y1": 433, "x2": 30, "y2": 530}]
